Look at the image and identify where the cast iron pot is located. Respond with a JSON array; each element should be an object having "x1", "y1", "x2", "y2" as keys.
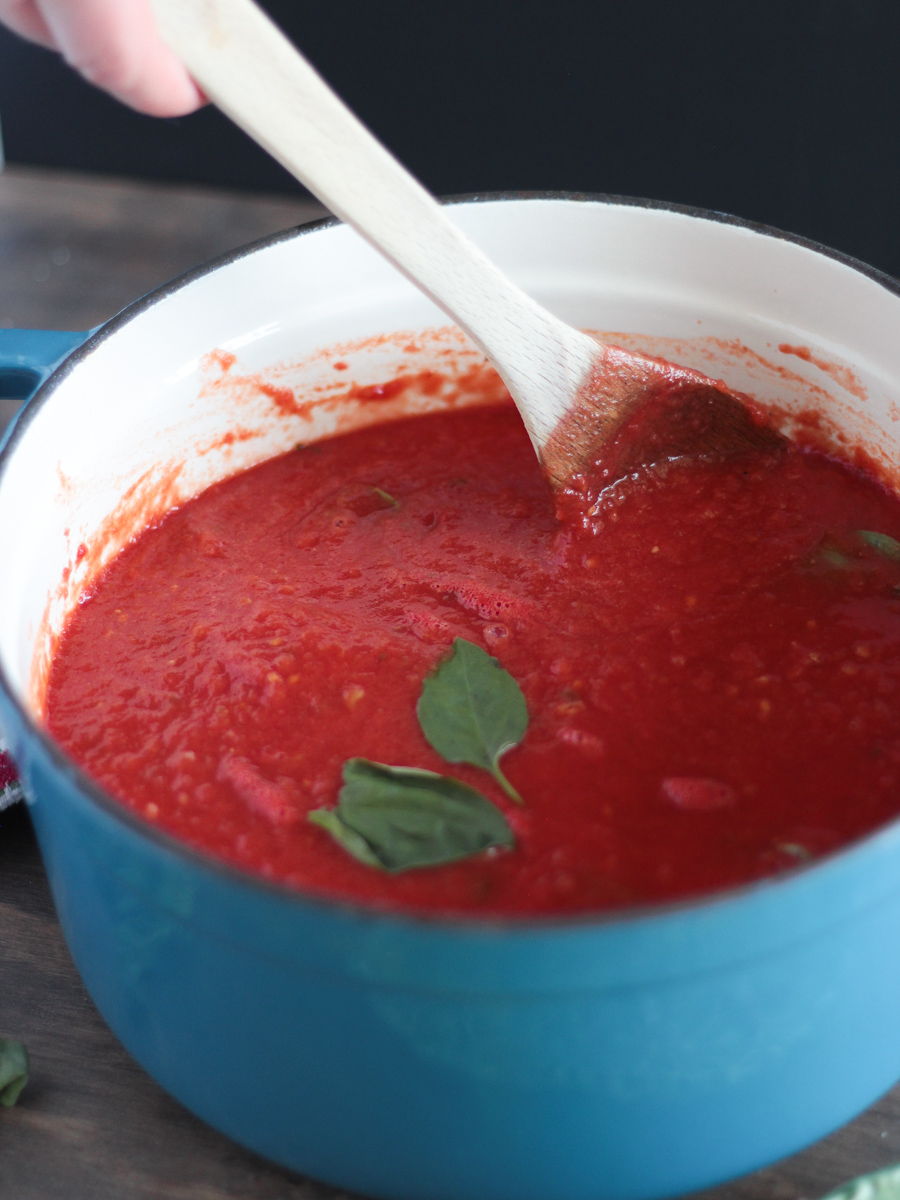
[{"x1": 1, "y1": 196, "x2": 900, "y2": 1200}]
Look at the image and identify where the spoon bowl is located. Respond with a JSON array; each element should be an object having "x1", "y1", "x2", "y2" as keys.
[{"x1": 545, "y1": 341, "x2": 785, "y2": 491}]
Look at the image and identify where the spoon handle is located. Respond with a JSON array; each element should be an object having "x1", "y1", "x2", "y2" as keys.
[{"x1": 150, "y1": 0, "x2": 596, "y2": 451}]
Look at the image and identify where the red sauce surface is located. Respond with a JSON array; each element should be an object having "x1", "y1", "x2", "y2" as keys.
[{"x1": 45, "y1": 405, "x2": 900, "y2": 915}]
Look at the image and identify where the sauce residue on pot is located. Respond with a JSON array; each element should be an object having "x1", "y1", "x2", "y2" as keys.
[{"x1": 43, "y1": 389, "x2": 900, "y2": 915}]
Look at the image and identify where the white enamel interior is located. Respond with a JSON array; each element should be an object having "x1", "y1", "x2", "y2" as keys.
[{"x1": 1, "y1": 197, "x2": 899, "y2": 714}]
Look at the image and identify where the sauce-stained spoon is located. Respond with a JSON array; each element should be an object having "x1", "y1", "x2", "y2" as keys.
[{"x1": 150, "y1": 0, "x2": 783, "y2": 491}]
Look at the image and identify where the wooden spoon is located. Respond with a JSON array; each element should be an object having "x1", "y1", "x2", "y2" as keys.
[{"x1": 150, "y1": 0, "x2": 783, "y2": 490}]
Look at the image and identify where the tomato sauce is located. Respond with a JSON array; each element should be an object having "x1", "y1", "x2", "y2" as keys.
[{"x1": 44, "y1": 402, "x2": 900, "y2": 916}]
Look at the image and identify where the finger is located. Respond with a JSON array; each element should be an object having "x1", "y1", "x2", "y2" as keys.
[
  {"x1": 0, "y1": 0, "x2": 55, "y2": 48},
  {"x1": 36, "y1": 0, "x2": 204, "y2": 116}
]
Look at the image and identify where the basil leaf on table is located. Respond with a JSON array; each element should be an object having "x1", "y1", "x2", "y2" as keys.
[
  {"x1": 308, "y1": 758, "x2": 514, "y2": 872},
  {"x1": 859, "y1": 530, "x2": 900, "y2": 561},
  {"x1": 820, "y1": 1164, "x2": 900, "y2": 1200},
  {"x1": 0, "y1": 1038, "x2": 28, "y2": 1107},
  {"x1": 417, "y1": 638, "x2": 528, "y2": 802}
]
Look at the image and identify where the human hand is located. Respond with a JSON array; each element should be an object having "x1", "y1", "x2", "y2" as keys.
[{"x1": 0, "y1": 0, "x2": 204, "y2": 116}]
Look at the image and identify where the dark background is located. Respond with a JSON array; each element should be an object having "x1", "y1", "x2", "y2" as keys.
[{"x1": 1, "y1": 1, "x2": 899, "y2": 273}]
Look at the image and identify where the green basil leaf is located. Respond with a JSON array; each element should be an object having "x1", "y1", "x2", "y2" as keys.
[
  {"x1": 859, "y1": 530, "x2": 900, "y2": 561},
  {"x1": 819, "y1": 545, "x2": 854, "y2": 569},
  {"x1": 309, "y1": 758, "x2": 514, "y2": 872},
  {"x1": 820, "y1": 1165, "x2": 900, "y2": 1200},
  {"x1": 417, "y1": 638, "x2": 527, "y2": 802},
  {"x1": 0, "y1": 1038, "x2": 28, "y2": 1107},
  {"x1": 774, "y1": 841, "x2": 812, "y2": 862},
  {"x1": 307, "y1": 807, "x2": 383, "y2": 869}
]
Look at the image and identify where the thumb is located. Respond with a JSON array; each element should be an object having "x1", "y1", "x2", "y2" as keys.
[{"x1": 37, "y1": 0, "x2": 205, "y2": 116}]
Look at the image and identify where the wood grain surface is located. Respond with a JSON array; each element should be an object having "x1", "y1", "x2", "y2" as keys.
[
  {"x1": 1, "y1": 163, "x2": 899, "y2": 1200},
  {"x1": 0, "y1": 163, "x2": 326, "y2": 331}
]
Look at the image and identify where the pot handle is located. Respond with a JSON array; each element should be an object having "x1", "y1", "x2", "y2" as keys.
[{"x1": 0, "y1": 329, "x2": 89, "y2": 404}]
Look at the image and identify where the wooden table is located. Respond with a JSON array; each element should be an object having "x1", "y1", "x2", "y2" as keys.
[{"x1": 1, "y1": 164, "x2": 899, "y2": 1200}]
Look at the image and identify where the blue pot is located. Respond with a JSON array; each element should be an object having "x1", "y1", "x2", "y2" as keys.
[{"x1": 2, "y1": 197, "x2": 900, "y2": 1200}]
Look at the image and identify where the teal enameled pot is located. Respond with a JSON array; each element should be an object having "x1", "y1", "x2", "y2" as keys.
[{"x1": 2, "y1": 196, "x2": 900, "y2": 1200}]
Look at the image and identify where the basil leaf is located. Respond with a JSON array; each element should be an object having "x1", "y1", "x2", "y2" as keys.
[
  {"x1": 307, "y1": 807, "x2": 383, "y2": 869},
  {"x1": 820, "y1": 1165, "x2": 900, "y2": 1200},
  {"x1": 774, "y1": 841, "x2": 812, "y2": 862},
  {"x1": 0, "y1": 1038, "x2": 28, "y2": 1107},
  {"x1": 309, "y1": 758, "x2": 514, "y2": 872},
  {"x1": 819, "y1": 545, "x2": 854, "y2": 569},
  {"x1": 859, "y1": 530, "x2": 900, "y2": 561},
  {"x1": 417, "y1": 638, "x2": 527, "y2": 803}
]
